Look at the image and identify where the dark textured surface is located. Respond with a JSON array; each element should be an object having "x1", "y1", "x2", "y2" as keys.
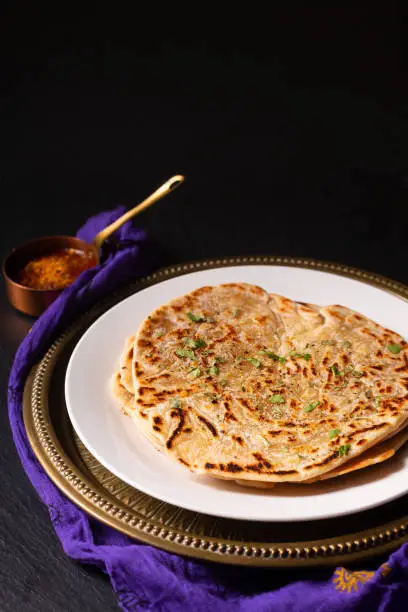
[{"x1": 1, "y1": 5, "x2": 407, "y2": 611}]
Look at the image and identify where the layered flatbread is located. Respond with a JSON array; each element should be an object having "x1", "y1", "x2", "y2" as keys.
[{"x1": 113, "y1": 283, "x2": 408, "y2": 484}]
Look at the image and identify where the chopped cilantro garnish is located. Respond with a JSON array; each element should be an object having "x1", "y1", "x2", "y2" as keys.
[
  {"x1": 329, "y1": 428, "x2": 341, "y2": 439},
  {"x1": 387, "y1": 343, "x2": 402, "y2": 354},
  {"x1": 186, "y1": 312, "x2": 215, "y2": 323},
  {"x1": 342, "y1": 340, "x2": 352, "y2": 349},
  {"x1": 246, "y1": 357, "x2": 262, "y2": 368},
  {"x1": 259, "y1": 350, "x2": 286, "y2": 364},
  {"x1": 214, "y1": 356, "x2": 226, "y2": 363},
  {"x1": 183, "y1": 337, "x2": 206, "y2": 349},
  {"x1": 233, "y1": 308, "x2": 241, "y2": 317},
  {"x1": 304, "y1": 401, "x2": 321, "y2": 413},
  {"x1": 156, "y1": 330, "x2": 165, "y2": 338},
  {"x1": 187, "y1": 312, "x2": 205, "y2": 322},
  {"x1": 209, "y1": 365, "x2": 219, "y2": 376},
  {"x1": 170, "y1": 398, "x2": 181, "y2": 409},
  {"x1": 219, "y1": 379, "x2": 228, "y2": 387},
  {"x1": 188, "y1": 367, "x2": 201, "y2": 378},
  {"x1": 175, "y1": 349, "x2": 195, "y2": 359},
  {"x1": 269, "y1": 394, "x2": 285, "y2": 404},
  {"x1": 338, "y1": 444, "x2": 351, "y2": 457},
  {"x1": 330, "y1": 365, "x2": 343, "y2": 377},
  {"x1": 289, "y1": 352, "x2": 311, "y2": 361}
]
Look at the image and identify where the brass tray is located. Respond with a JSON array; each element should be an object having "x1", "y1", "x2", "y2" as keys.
[{"x1": 24, "y1": 256, "x2": 408, "y2": 567}]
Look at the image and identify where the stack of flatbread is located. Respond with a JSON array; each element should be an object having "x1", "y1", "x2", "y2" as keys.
[{"x1": 113, "y1": 283, "x2": 408, "y2": 487}]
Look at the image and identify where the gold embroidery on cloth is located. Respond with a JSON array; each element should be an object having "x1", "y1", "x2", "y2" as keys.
[
  {"x1": 379, "y1": 562, "x2": 392, "y2": 577},
  {"x1": 332, "y1": 562, "x2": 392, "y2": 593},
  {"x1": 333, "y1": 568, "x2": 374, "y2": 593}
]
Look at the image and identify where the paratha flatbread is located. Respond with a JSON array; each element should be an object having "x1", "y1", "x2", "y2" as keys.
[
  {"x1": 113, "y1": 351, "x2": 408, "y2": 486},
  {"x1": 115, "y1": 283, "x2": 408, "y2": 483}
]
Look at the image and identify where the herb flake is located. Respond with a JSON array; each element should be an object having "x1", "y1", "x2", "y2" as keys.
[
  {"x1": 269, "y1": 394, "x2": 285, "y2": 404},
  {"x1": 304, "y1": 401, "x2": 321, "y2": 413},
  {"x1": 338, "y1": 444, "x2": 351, "y2": 457},
  {"x1": 259, "y1": 350, "x2": 286, "y2": 364},
  {"x1": 187, "y1": 312, "x2": 205, "y2": 323},
  {"x1": 387, "y1": 343, "x2": 402, "y2": 354},
  {"x1": 246, "y1": 357, "x2": 262, "y2": 368},
  {"x1": 188, "y1": 367, "x2": 201, "y2": 378},
  {"x1": 289, "y1": 352, "x2": 312, "y2": 361},
  {"x1": 330, "y1": 365, "x2": 343, "y2": 377},
  {"x1": 175, "y1": 349, "x2": 195, "y2": 359},
  {"x1": 183, "y1": 337, "x2": 206, "y2": 349},
  {"x1": 170, "y1": 398, "x2": 181, "y2": 409},
  {"x1": 329, "y1": 428, "x2": 341, "y2": 439},
  {"x1": 209, "y1": 365, "x2": 219, "y2": 376}
]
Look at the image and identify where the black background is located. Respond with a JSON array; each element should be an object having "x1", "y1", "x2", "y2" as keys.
[{"x1": 1, "y1": 5, "x2": 407, "y2": 610}]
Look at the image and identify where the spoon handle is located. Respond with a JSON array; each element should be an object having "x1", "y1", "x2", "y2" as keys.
[{"x1": 92, "y1": 174, "x2": 184, "y2": 250}]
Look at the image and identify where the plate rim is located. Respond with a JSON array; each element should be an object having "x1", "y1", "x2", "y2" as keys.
[{"x1": 23, "y1": 255, "x2": 408, "y2": 566}]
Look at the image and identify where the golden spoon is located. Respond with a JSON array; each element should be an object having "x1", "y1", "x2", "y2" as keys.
[{"x1": 93, "y1": 174, "x2": 184, "y2": 250}]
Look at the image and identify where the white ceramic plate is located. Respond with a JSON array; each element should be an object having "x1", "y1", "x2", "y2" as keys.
[{"x1": 65, "y1": 264, "x2": 408, "y2": 522}]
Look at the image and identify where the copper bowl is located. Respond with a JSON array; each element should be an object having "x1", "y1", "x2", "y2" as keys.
[
  {"x1": 2, "y1": 175, "x2": 184, "y2": 316},
  {"x1": 2, "y1": 236, "x2": 98, "y2": 316}
]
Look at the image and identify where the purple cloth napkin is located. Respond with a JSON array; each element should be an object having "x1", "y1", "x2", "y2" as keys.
[{"x1": 8, "y1": 209, "x2": 408, "y2": 611}]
